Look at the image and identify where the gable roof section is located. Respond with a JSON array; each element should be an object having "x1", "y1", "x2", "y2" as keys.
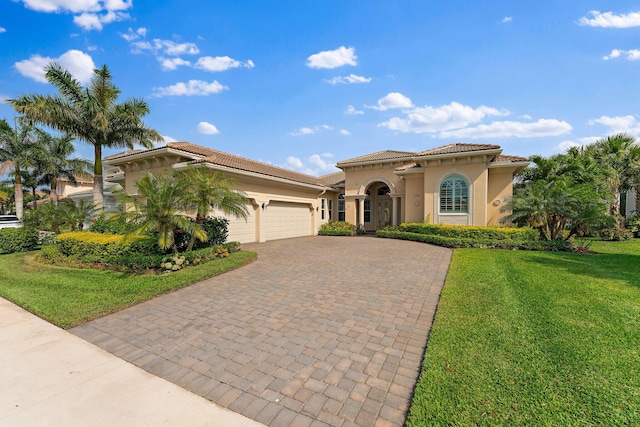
[
  {"x1": 336, "y1": 150, "x2": 416, "y2": 167},
  {"x1": 416, "y1": 143, "x2": 500, "y2": 156}
]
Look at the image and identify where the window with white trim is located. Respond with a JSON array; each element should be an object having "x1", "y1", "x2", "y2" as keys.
[
  {"x1": 440, "y1": 176, "x2": 469, "y2": 213},
  {"x1": 364, "y1": 190, "x2": 371, "y2": 223},
  {"x1": 321, "y1": 198, "x2": 326, "y2": 220},
  {"x1": 338, "y1": 194, "x2": 345, "y2": 221},
  {"x1": 328, "y1": 199, "x2": 333, "y2": 220}
]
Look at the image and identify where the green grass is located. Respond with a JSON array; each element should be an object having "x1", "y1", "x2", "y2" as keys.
[
  {"x1": 0, "y1": 250, "x2": 257, "y2": 329},
  {"x1": 407, "y1": 239, "x2": 640, "y2": 426}
]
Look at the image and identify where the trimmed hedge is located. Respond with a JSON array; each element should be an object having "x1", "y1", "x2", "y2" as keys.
[
  {"x1": 0, "y1": 228, "x2": 39, "y2": 254},
  {"x1": 376, "y1": 229, "x2": 576, "y2": 252},
  {"x1": 56, "y1": 232, "x2": 152, "y2": 263},
  {"x1": 599, "y1": 228, "x2": 633, "y2": 241},
  {"x1": 318, "y1": 221, "x2": 355, "y2": 236},
  {"x1": 397, "y1": 223, "x2": 538, "y2": 241}
]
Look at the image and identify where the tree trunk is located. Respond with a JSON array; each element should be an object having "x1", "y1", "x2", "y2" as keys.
[
  {"x1": 93, "y1": 144, "x2": 104, "y2": 212},
  {"x1": 635, "y1": 185, "x2": 640, "y2": 216},
  {"x1": 51, "y1": 176, "x2": 58, "y2": 205},
  {"x1": 14, "y1": 169, "x2": 23, "y2": 219},
  {"x1": 32, "y1": 187, "x2": 37, "y2": 209}
]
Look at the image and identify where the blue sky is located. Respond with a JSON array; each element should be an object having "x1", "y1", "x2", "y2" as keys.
[{"x1": 2, "y1": 1, "x2": 640, "y2": 176}]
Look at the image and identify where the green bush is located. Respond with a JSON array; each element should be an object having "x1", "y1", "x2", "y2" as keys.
[
  {"x1": 376, "y1": 229, "x2": 577, "y2": 251},
  {"x1": 318, "y1": 221, "x2": 355, "y2": 236},
  {"x1": 0, "y1": 228, "x2": 39, "y2": 254},
  {"x1": 56, "y1": 232, "x2": 146, "y2": 263},
  {"x1": 624, "y1": 216, "x2": 640, "y2": 237},
  {"x1": 398, "y1": 223, "x2": 538, "y2": 241},
  {"x1": 599, "y1": 228, "x2": 633, "y2": 241},
  {"x1": 89, "y1": 214, "x2": 137, "y2": 235}
]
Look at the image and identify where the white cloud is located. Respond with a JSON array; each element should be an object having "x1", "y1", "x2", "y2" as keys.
[
  {"x1": 197, "y1": 121, "x2": 220, "y2": 135},
  {"x1": 73, "y1": 10, "x2": 129, "y2": 31},
  {"x1": 284, "y1": 153, "x2": 338, "y2": 176},
  {"x1": 14, "y1": 49, "x2": 95, "y2": 84},
  {"x1": 345, "y1": 105, "x2": 364, "y2": 115},
  {"x1": 194, "y1": 56, "x2": 255, "y2": 72},
  {"x1": 290, "y1": 124, "x2": 333, "y2": 136},
  {"x1": 162, "y1": 135, "x2": 178, "y2": 143},
  {"x1": 19, "y1": 0, "x2": 132, "y2": 30},
  {"x1": 131, "y1": 39, "x2": 199, "y2": 56},
  {"x1": 520, "y1": 114, "x2": 532, "y2": 120},
  {"x1": 379, "y1": 101, "x2": 508, "y2": 133},
  {"x1": 339, "y1": 129, "x2": 351, "y2": 135},
  {"x1": 588, "y1": 115, "x2": 640, "y2": 134},
  {"x1": 159, "y1": 57, "x2": 191, "y2": 71},
  {"x1": 306, "y1": 46, "x2": 357, "y2": 69},
  {"x1": 326, "y1": 74, "x2": 372, "y2": 85},
  {"x1": 152, "y1": 80, "x2": 227, "y2": 97},
  {"x1": 0, "y1": 27, "x2": 6, "y2": 33},
  {"x1": 603, "y1": 49, "x2": 640, "y2": 60},
  {"x1": 121, "y1": 27, "x2": 146, "y2": 42},
  {"x1": 438, "y1": 119, "x2": 572, "y2": 139},
  {"x1": 579, "y1": 10, "x2": 640, "y2": 28},
  {"x1": 502, "y1": 17, "x2": 512, "y2": 23},
  {"x1": 368, "y1": 92, "x2": 414, "y2": 111}
]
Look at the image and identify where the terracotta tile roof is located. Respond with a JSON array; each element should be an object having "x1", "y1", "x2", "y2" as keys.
[
  {"x1": 336, "y1": 150, "x2": 416, "y2": 166},
  {"x1": 395, "y1": 162, "x2": 421, "y2": 171},
  {"x1": 416, "y1": 143, "x2": 500, "y2": 156},
  {"x1": 318, "y1": 171, "x2": 345, "y2": 186},
  {"x1": 104, "y1": 149, "x2": 146, "y2": 160},
  {"x1": 168, "y1": 143, "x2": 329, "y2": 187},
  {"x1": 492, "y1": 155, "x2": 529, "y2": 163}
]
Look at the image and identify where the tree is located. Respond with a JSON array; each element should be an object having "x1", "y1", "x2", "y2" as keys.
[
  {"x1": 174, "y1": 165, "x2": 248, "y2": 251},
  {"x1": 114, "y1": 173, "x2": 207, "y2": 253},
  {"x1": 62, "y1": 199, "x2": 95, "y2": 231},
  {"x1": 0, "y1": 120, "x2": 38, "y2": 218},
  {"x1": 33, "y1": 129, "x2": 92, "y2": 205},
  {"x1": 9, "y1": 63, "x2": 162, "y2": 211}
]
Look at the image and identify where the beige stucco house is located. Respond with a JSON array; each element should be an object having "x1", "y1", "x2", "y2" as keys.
[{"x1": 104, "y1": 142, "x2": 528, "y2": 243}]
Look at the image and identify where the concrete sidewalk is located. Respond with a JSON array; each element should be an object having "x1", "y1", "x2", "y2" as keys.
[{"x1": 0, "y1": 297, "x2": 264, "y2": 427}]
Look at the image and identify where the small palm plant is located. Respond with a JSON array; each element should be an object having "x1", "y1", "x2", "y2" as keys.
[{"x1": 114, "y1": 173, "x2": 207, "y2": 253}]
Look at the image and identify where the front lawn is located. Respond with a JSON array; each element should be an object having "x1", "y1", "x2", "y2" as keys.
[
  {"x1": 407, "y1": 239, "x2": 640, "y2": 426},
  {"x1": 0, "y1": 250, "x2": 257, "y2": 329}
]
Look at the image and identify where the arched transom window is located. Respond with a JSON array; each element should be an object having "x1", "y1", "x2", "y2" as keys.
[{"x1": 440, "y1": 176, "x2": 468, "y2": 213}]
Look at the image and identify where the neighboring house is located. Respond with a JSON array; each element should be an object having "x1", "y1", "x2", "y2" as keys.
[
  {"x1": 104, "y1": 142, "x2": 528, "y2": 244},
  {"x1": 56, "y1": 176, "x2": 94, "y2": 199},
  {"x1": 66, "y1": 182, "x2": 121, "y2": 213}
]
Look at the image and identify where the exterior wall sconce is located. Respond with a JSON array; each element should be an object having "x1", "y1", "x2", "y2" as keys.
[
  {"x1": 316, "y1": 206, "x2": 319, "y2": 211},
  {"x1": 261, "y1": 203, "x2": 266, "y2": 210}
]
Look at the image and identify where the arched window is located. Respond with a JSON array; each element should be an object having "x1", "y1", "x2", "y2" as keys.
[{"x1": 440, "y1": 176, "x2": 468, "y2": 213}]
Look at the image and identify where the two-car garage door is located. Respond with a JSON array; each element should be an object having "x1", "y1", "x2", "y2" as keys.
[
  {"x1": 225, "y1": 201, "x2": 313, "y2": 243},
  {"x1": 265, "y1": 201, "x2": 312, "y2": 241}
]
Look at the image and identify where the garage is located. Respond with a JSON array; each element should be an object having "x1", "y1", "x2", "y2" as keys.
[
  {"x1": 222, "y1": 203, "x2": 257, "y2": 244},
  {"x1": 265, "y1": 201, "x2": 312, "y2": 241}
]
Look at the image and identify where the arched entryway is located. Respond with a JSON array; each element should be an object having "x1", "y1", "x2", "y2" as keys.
[{"x1": 356, "y1": 180, "x2": 397, "y2": 232}]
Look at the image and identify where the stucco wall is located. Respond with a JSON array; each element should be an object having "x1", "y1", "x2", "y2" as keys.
[{"x1": 487, "y1": 169, "x2": 514, "y2": 225}]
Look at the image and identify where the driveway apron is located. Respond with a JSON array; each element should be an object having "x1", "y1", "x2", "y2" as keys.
[{"x1": 71, "y1": 236, "x2": 452, "y2": 426}]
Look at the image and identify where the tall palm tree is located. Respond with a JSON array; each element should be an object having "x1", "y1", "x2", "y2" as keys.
[
  {"x1": 174, "y1": 165, "x2": 249, "y2": 251},
  {"x1": 9, "y1": 63, "x2": 162, "y2": 211},
  {"x1": 0, "y1": 120, "x2": 37, "y2": 218},
  {"x1": 115, "y1": 173, "x2": 207, "y2": 253},
  {"x1": 33, "y1": 129, "x2": 92, "y2": 205}
]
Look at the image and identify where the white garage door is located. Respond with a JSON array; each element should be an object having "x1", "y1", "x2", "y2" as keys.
[
  {"x1": 221, "y1": 203, "x2": 257, "y2": 244},
  {"x1": 265, "y1": 201, "x2": 312, "y2": 241}
]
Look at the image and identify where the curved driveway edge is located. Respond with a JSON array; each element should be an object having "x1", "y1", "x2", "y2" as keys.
[{"x1": 72, "y1": 236, "x2": 452, "y2": 426}]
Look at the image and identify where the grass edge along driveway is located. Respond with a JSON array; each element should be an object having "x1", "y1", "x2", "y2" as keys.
[
  {"x1": 406, "y1": 240, "x2": 640, "y2": 426},
  {"x1": 0, "y1": 250, "x2": 257, "y2": 329}
]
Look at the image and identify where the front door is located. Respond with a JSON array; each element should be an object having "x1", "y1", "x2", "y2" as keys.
[{"x1": 377, "y1": 200, "x2": 392, "y2": 228}]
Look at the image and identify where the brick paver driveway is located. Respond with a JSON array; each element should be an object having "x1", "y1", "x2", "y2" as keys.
[{"x1": 72, "y1": 236, "x2": 451, "y2": 426}]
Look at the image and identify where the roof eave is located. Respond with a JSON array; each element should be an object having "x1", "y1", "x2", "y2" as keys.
[
  {"x1": 104, "y1": 147, "x2": 204, "y2": 166},
  {"x1": 172, "y1": 161, "x2": 327, "y2": 191}
]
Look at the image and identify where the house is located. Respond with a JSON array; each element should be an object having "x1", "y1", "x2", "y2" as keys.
[{"x1": 104, "y1": 142, "x2": 528, "y2": 243}]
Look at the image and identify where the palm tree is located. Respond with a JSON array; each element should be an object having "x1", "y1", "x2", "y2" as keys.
[
  {"x1": 174, "y1": 165, "x2": 249, "y2": 251},
  {"x1": 0, "y1": 120, "x2": 37, "y2": 218},
  {"x1": 61, "y1": 199, "x2": 95, "y2": 231},
  {"x1": 585, "y1": 133, "x2": 640, "y2": 218},
  {"x1": 33, "y1": 129, "x2": 92, "y2": 205},
  {"x1": 114, "y1": 173, "x2": 207, "y2": 253},
  {"x1": 9, "y1": 63, "x2": 162, "y2": 211}
]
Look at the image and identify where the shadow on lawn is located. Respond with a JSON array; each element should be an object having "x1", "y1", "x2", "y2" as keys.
[{"x1": 526, "y1": 251, "x2": 640, "y2": 290}]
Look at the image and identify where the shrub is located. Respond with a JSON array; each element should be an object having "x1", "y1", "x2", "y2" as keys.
[
  {"x1": 38, "y1": 231, "x2": 57, "y2": 246},
  {"x1": 56, "y1": 232, "x2": 146, "y2": 263},
  {"x1": 397, "y1": 223, "x2": 538, "y2": 241},
  {"x1": 625, "y1": 216, "x2": 640, "y2": 237},
  {"x1": 318, "y1": 221, "x2": 355, "y2": 236},
  {"x1": 0, "y1": 228, "x2": 39, "y2": 254},
  {"x1": 376, "y1": 229, "x2": 577, "y2": 252},
  {"x1": 598, "y1": 228, "x2": 633, "y2": 241},
  {"x1": 89, "y1": 214, "x2": 137, "y2": 235}
]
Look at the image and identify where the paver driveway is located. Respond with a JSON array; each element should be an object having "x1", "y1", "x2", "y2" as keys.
[{"x1": 72, "y1": 236, "x2": 451, "y2": 426}]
